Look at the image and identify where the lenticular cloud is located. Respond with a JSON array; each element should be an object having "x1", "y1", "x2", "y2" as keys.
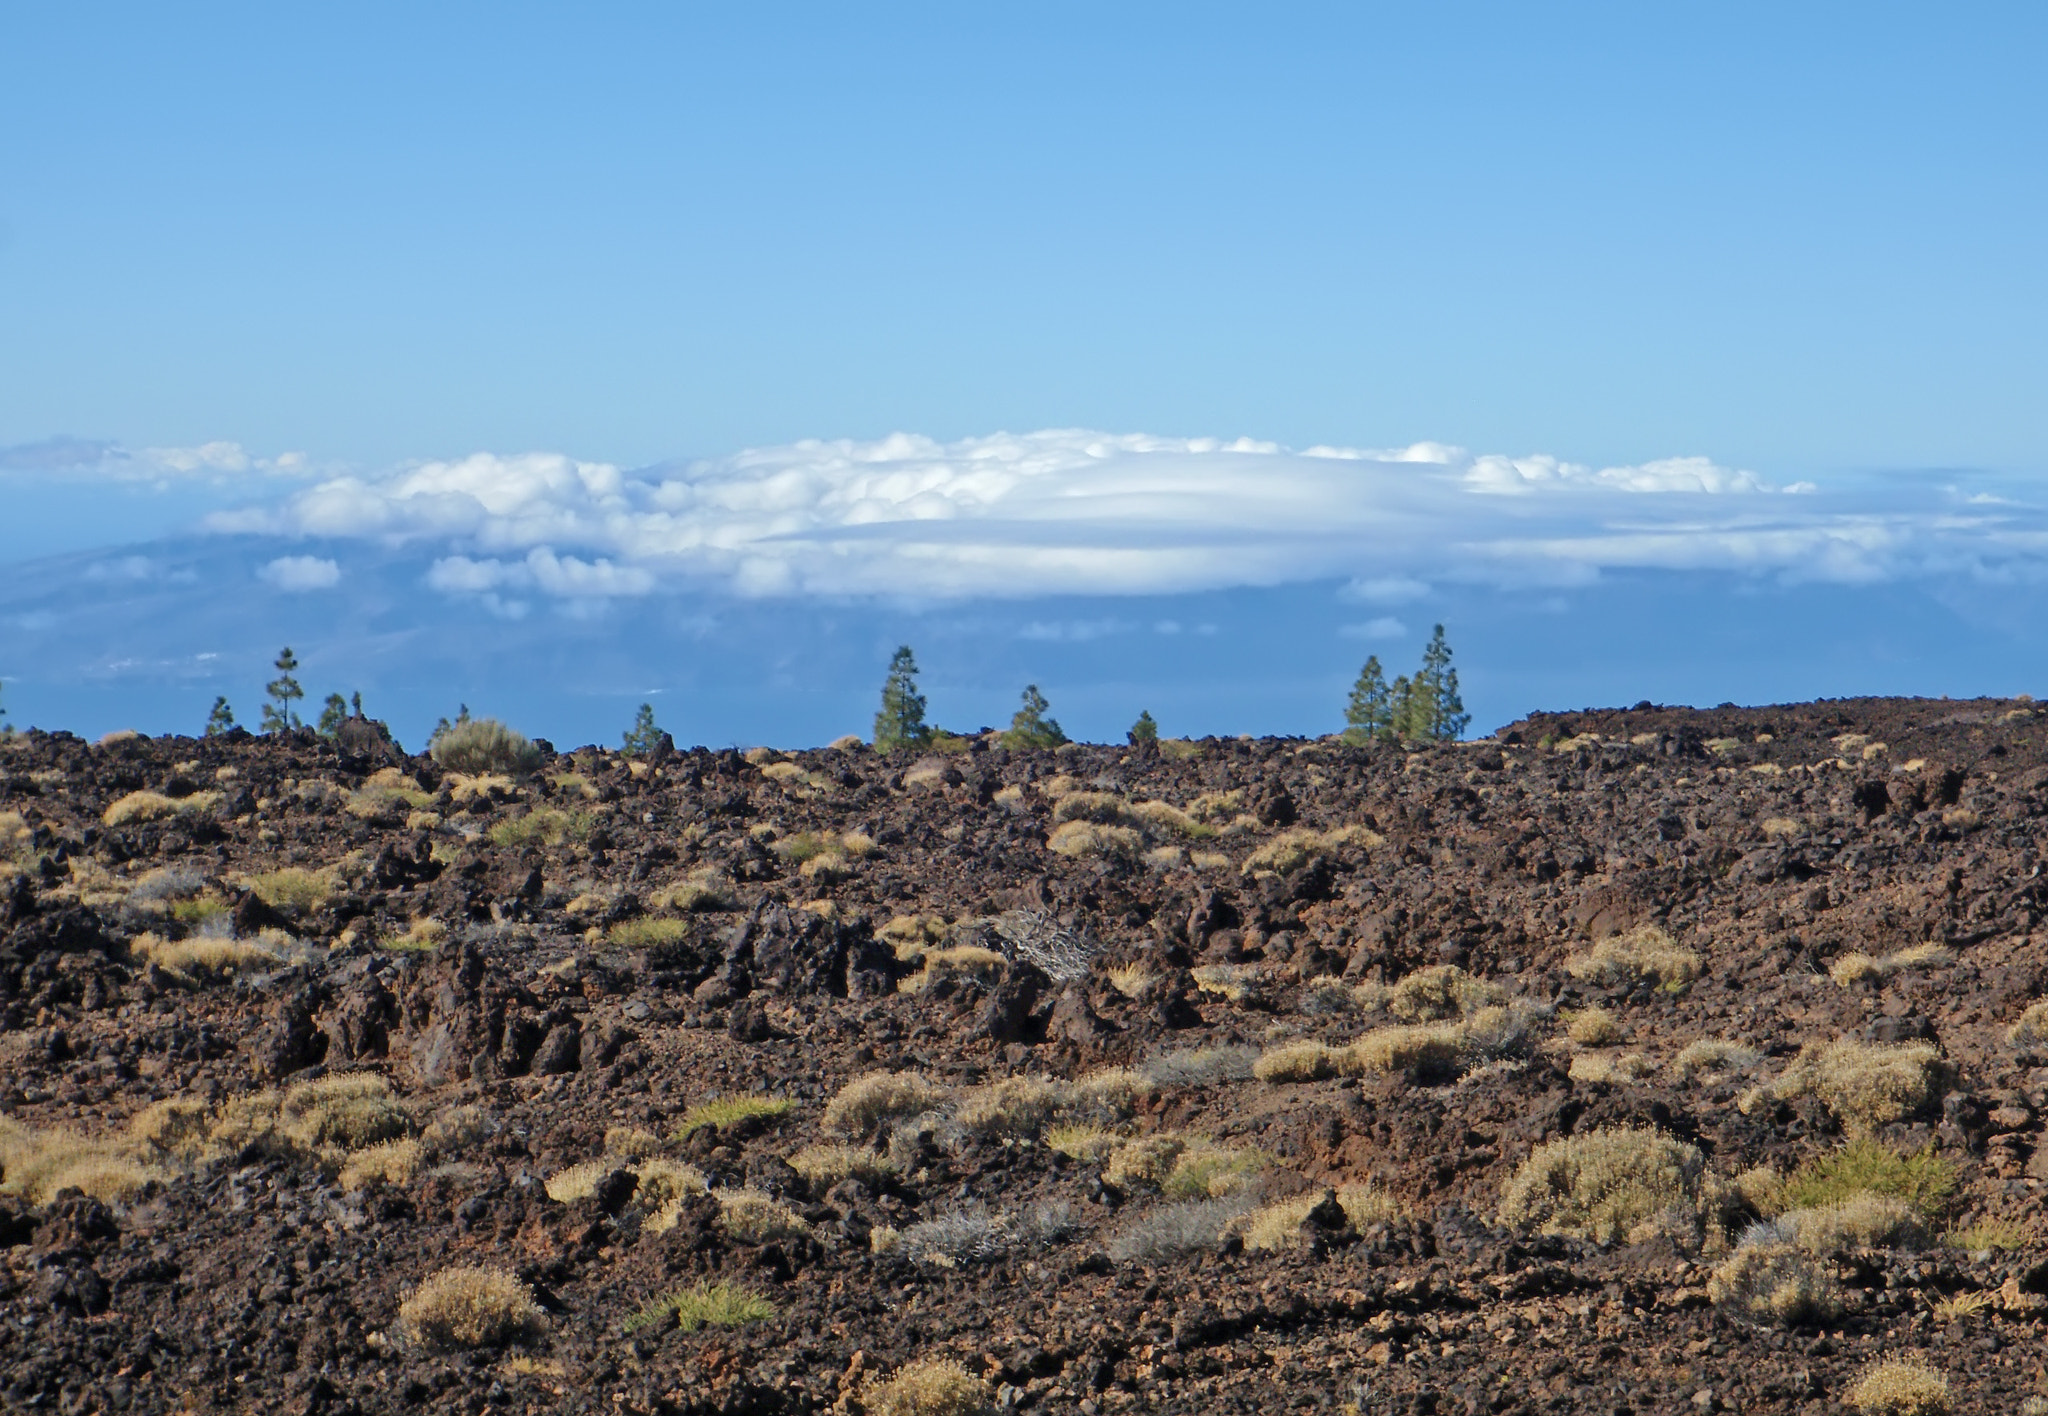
[{"x1": 206, "y1": 430, "x2": 2016, "y2": 601}]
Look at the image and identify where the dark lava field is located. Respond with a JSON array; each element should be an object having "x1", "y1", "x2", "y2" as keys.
[{"x1": 4, "y1": 695, "x2": 2048, "y2": 1415}]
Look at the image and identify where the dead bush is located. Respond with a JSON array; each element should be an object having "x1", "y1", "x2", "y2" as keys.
[
  {"x1": 1669, "y1": 1038, "x2": 1761, "y2": 1082},
  {"x1": 1499, "y1": 1127, "x2": 1704, "y2": 1242},
  {"x1": 2009, "y1": 1000, "x2": 2048, "y2": 1046},
  {"x1": 1047, "y1": 820, "x2": 1143, "y2": 859},
  {"x1": 1106, "y1": 1197, "x2": 1254, "y2": 1263},
  {"x1": 1752, "y1": 1192, "x2": 1925, "y2": 1252},
  {"x1": 717, "y1": 1190, "x2": 811, "y2": 1244},
  {"x1": 1565, "y1": 1006, "x2": 1621, "y2": 1045},
  {"x1": 789, "y1": 1144, "x2": 898, "y2": 1190},
  {"x1": 338, "y1": 1139, "x2": 420, "y2": 1191},
  {"x1": 399, "y1": 1265, "x2": 542, "y2": 1348}
]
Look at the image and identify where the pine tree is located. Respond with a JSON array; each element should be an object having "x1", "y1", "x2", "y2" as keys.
[
  {"x1": 1411, "y1": 624, "x2": 1470, "y2": 742},
  {"x1": 872, "y1": 647, "x2": 931, "y2": 753},
  {"x1": 1343, "y1": 656, "x2": 1393, "y2": 743},
  {"x1": 430, "y1": 703, "x2": 471, "y2": 748},
  {"x1": 622, "y1": 703, "x2": 663, "y2": 756},
  {"x1": 204, "y1": 696, "x2": 236, "y2": 736},
  {"x1": 1128, "y1": 709, "x2": 1159, "y2": 744},
  {"x1": 261, "y1": 647, "x2": 304, "y2": 732},
  {"x1": 1003, "y1": 685, "x2": 1067, "y2": 750},
  {"x1": 0, "y1": 678, "x2": 10, "y2": 735},
  {"x1": 316, "y1": 692, "x2": 349, "y2": 738}
]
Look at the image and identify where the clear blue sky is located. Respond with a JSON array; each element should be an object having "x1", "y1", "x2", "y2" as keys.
[{"x1": 3, "y1": 5, "x2": 2047, "y2": 745}]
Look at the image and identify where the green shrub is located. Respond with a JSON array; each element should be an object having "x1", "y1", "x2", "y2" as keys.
[
  {"x1": 1780, "y1": 1138, "x2": 1958, "y2": 1216},
  {"x1": 675, "y1": 1096, "x2": 794, "y2": 1139},
  {"x1": 622, "y1": 1281, "x2": 775, "y2": 1335}
]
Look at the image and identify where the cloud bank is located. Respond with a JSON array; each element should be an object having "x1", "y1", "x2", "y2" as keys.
[{"x1": 196, "y1": 430, "x2": 2048, "y2": 603}]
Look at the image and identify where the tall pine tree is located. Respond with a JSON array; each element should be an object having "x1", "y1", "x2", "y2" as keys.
[
  {"x1": 1411, "y1": 624, "x2": 1470, "y2": 741},
  {"x1": 872, "y1": 646, "x2": 931, "y2": 752}
]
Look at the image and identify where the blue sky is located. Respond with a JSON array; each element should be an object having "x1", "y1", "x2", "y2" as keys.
[{"x1": 4, "y1": 5, "x2": 2047, "y2": 746}]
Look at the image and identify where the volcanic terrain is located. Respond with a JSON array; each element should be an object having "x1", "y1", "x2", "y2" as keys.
[{"x1": 4, "y1": 696, "x2": 2048, "y2": 1415}]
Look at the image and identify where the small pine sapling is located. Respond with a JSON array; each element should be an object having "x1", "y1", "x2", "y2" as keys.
[
  {"x1": 622, "y1": 703, "x2": 664, "y2": 756},
  {"x1": 1128, "y1": 710, "x2": 1159, "y2": 744},
  {"x1": 1004, "y1": 685, "x2": 1067, "y2": 750},
  {"x1": 430, "y1": 703, "x2": 471, "y2": 747},
  {"x1": 1410, "y1": 624, "x2": 1469, "y2": 742},
  {"x1": 261, "y1": 647, "x2": 304, "y2": 733},
  {"x1": 872, "y1": 647, "x2": 932, "y2": 753},
  {"x1": 316, "y1": 693, "x2": 350, "y2": 738},
  {"x1": 204, "y1": 697, "x2": 236, "y2": 736},
  {"x1": 1343, "y1": 656, "x2": 1393, "y2": 743}
]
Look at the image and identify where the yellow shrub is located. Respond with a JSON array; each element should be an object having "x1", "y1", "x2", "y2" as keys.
[
  {"x1": 1047, "y1": 820, "x2": 1144, "y2": 858},
  {"x1": 103, "y1": 791, "x2": 218, "y2": 827},
  {"x1": 338, "y1": 1139, "x2": 420, "y2": 1190},
  {"x1": 1565, "y1": 1006, "x2": 1620, "y2": 1045},
  {"x1": 1707, "y1": 1243, "x2": 1838, "y2": 1325},
  {"x1": 1499, "y1": 1127, "x2": 1703, "y2": 1242},
  {"x1": 1668, "y1": 1037, "x2": 1760, "y2": 1081},
  {"x1": 1235, "y1": 1185, "x2": 1400, "y2": 1250},
  {"x1": 1846, "y1": 1362, "x2": 1949, "y2": 1416},
  {"x1": 717, "y1": 1190, "x2": 811, "y2": 1244},
  {"x1": 822, "y1": 1072, "x2": 950, "y2": 1138},
  {"x1": 399, "y1": 1266, "x2": 542, "y2": 1348},
  {"x1": 1350, "y1": 1022, "x2": 1466, "y2": 1078},
  {"x1": 1387, "y1": 964, "x2": 1502, "y2": 1023},
  {"x1": 1104, "y1": 1135, "x2": 1185, "y2": 1191},
  {"x1": 1766, "y1": 1038, "x2": 1943, "y2": 1131},
  {"x1": 1046, "y1": 1124, "x2": 1120, "y2": 1163},
  {"x1": 861, "y1": 1359, "x2": 989, "y2": 1416},
  {"x1": 1253, "y1": 1039, "x2": 1348, "y2": 1083},
  {"x1": 1564, "y1": 925, "x2": 1700, "y2": 992},
  {"x1": 789, "y1": 1144, "x2": 898, "y2": 1189}
]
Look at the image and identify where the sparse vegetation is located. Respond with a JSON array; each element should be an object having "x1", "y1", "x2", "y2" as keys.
[
  {"x1": 823, "y1": 1071, "x2": 950, "y2": 1139},
  {"x1": 1234, "y1": 1185, "x2": 1400, "y2": 1250},
  {"x1": 1564, "y1": 1006, "x2": 1621, "y2": 1045}
]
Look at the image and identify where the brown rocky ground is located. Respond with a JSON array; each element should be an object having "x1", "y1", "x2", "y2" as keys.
[{"x1": 3, "y1": 696, "x2": 2048, "y2": 1415}]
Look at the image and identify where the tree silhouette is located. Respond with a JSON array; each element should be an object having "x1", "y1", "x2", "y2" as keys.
[{"x1": 872, "y1": 646, "x2": 931, "y2": 753}]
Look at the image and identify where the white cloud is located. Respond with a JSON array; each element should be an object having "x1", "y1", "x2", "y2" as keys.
[
  {"x1": 257, "y1": 555, "x2": 340, "y2": 591},
  {"x1": 1340, "y1": 617, "x2": 1409, "y2": 640},
  {"x1": 194, "y1": 430, "x2": 2048, "y2": 601},
  {"x1": 1018, "y1": 618, "x2": 1133, "y2": 642}
]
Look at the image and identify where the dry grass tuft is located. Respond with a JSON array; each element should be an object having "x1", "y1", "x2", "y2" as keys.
[
  {"x1": 1669, "y1": 1037, "x2": 1761, "y2": 1082},
  {"x1": 717, "y1": 1190, "x2": 812, "y2": 1244},
  {"x1": 1386, "y1": 964, "x2": 1503, "y2": 1023},
  {"x1": 1828, "y1": 943, "x2": 1954, "y2": 987},
  {"x1": 430, "y1": 718, "x2": 542, "y2": 775},
  {"x1": 789, "y1": 1144, "x2": 898, "y2": 1189},
  {"x1": 102, "y1": 790, "x2": 221, "y2": 827},
  {"x1": 1564, "y1": 1006, "x2": 1621, "y2": 1046},
  {"x1": 1946, "y1": 1218, "x2": 2030, "y2": 1253},
  {"x1": 1241, "y1": 825, "x2": 1381, "y2": 875},
  {"x1": 2009, "y1": 1001, "x2": 2048, "y2": 1045},
  {"x1": 1499, "y1": 1127, "x2": 1704, "y2": 1242},
  {"x1": 823, "y1": 1072, "x2": 950, "y2": 1139},
  {"x1": 1761, "y1": 1038, "x2": 1944, "y2": 1131},
  {"x1": 399, "y1": 1266, "x2": 542, "y2": 1348},
  {"x1": 0, "y1": 1117, "x2": 165, "y2": 1206},
  {"x1": 1564, "y1": 925, "x2": 1701, "y2": 993},
  {"x1": 244, "y1": 865, "x2": 337, "y2": 911},
  {"x1": 1350, "y1": 1022, "x2": 1469, "y2": 1079},
  {"x1": 129, "y1": 931, "x2": 283, "y2": 980},
  {"x1": 1047, "y1": 820, "x2": 1145, "y2": 859},
  {"x1": 1708, "y1": 1242, "x2": 1839, "y2": 1325},
  {"x1": 1046, "y1": 1124, "x2": 1121, "y2": 1163},
  {"x1": 1252, "y1": 1039, "x2": 1349, "y2": 1083},
  {"x1": 1761, "y1": 1192, "x2": 1926, "y2": 1252},
  {"x1": 1234, "y1": 1185, "x2": 1401, "y2": 1250},
  {"x1": 861, "y1": 1359, "x2": 990, "y2": 1416},
  {"x1": 338, "y1": 1139, "x2": 421, "y2": 1191},
  {"x1": 1846, "y1": 1361, "x2": 1949, "y2": 1416},
  {"x1": 1568, "y1": 1051, "x2": 1658, "y2": 1084}
]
